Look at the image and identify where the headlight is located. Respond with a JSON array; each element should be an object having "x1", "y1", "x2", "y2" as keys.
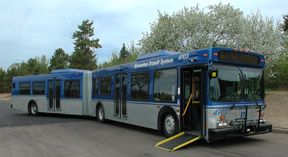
[
  {"x1": 259, "y1": 119, "x2": 266, "y2": 123},
  {"x1": 259, "y1": 113, "x2": 266, "y2": 123}
]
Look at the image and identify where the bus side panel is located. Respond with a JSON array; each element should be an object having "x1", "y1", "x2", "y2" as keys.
[
  {"x1": 82, "y1": 72, "x2": 93, "y2": 116},
  {"x1": 98, "y1": 100, "x2": 114, "y2": 120},
  {"x1": 11, "y1": 95, "x2": 32, "y2": 113},
  {"x1": 32, "y1": 96, "x2": 47, "y2": 112},
  {"x1": 12, "y1": 96, "x2": 50, "y2": 113},
  {"x1": 60, "y1": 99, "x2": 83, "y2": 115},
  {"x1": 126, "y1": 101, "x2": 159, "y2": 129},
  {"x1": 128, "y1": 103, "x2": 179, "y2": 129},
  {"x1": 90, "y1": 100, "x2": 97, "y2": 117},
  {"x1": 97, "y1": 99, "x2": 179, "y2": 130}
]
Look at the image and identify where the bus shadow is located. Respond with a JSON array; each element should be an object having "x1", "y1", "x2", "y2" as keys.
[
  {"x1": 10, "y1": 112, "x2": 160, "y2": 137},
  {"x1": 182, "y1": 136, "x2": 266, "y2": 150},
  {"x1": 103, "y1": 120, "x2": 159, "y2": 136},
  {"x1": 0, "y1": 112, "x2": 95, "y2": 128},
  {"x1": 17, "y1": 112, "x2": 161, "y2": 137},
  {"x1": 38, "y1": 112, "x2": 95, "y2": 120}
]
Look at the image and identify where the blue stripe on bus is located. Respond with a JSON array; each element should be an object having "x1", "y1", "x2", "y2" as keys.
[{"x1": 206, "y1": 101, "x2": 265, "y2": 108}]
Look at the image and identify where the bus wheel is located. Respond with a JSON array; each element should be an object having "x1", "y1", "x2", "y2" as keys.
[
  {"x1": 28, "y1": 102, "x2": 38, "y2": 116},
  {"x1": 162, "y1": 112, "x2": 179, "y2": 137},
  {"x1": 97, "y1": 105, "x2": 105, "y2": 123}
]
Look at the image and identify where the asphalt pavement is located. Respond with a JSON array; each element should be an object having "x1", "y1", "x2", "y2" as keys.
[{"x1": 0, "y1": 101, "x2": 287, "y2": 157}]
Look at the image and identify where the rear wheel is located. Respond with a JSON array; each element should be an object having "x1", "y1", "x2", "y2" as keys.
[
  {"x1": 28, "y1": 102, "x2": 38, "y2": 116},
  {"x1": 162, "y1": 112, "x2": 179, "y2": 137},
  {"x1": 97, "y1": 105, "x2": 105, "y2": 123}
]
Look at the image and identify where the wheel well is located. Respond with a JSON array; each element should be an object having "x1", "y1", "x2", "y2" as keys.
[
  {"x1": 157, "y1": 106, "x2": 178, "y2": 133},
  {"x1": 28, "y1": 100, "x2": 36, "y2": 109}
]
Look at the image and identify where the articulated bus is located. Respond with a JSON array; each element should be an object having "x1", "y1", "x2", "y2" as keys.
[{"x1": 12, "y1": 48, "x2": 272, "y2": 150}]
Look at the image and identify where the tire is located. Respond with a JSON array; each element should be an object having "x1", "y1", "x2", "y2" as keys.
[
  {"x1": 96, "y1": 105, "x2": 106, "y2": 123},
  {"x1": 28, "y1": 102, "x2": 38, "y2": 116},
  {"x1": 162, "y1": 112, "x2": 179, "y2": 137}
]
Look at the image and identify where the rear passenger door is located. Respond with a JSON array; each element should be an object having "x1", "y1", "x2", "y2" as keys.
[
  {"x1": 48, "y1": 79, "x2": 61, "y2": 111},
  {"x1": 114, "y1": 73, "x2": 128, "y2": 119}
]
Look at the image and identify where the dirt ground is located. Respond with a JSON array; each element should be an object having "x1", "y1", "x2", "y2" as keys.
[
  {"x1": 0, "y1": 93, "x2": 10, "y2": 101},
  {"x1": 265, "y1": 91, "x2": 288, "y2": 129},
  {"x1": 0, "y1": 92, "x2": 287, "y2": 129}
]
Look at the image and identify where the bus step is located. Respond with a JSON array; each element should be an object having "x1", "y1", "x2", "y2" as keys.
[{"x1": 155, "y1": 132, "x2": 202, "y2": 152}]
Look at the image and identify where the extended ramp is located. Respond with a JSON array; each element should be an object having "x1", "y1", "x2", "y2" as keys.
[{"x1": 155, "y1": 132, "x2": 202, "y2": 151}]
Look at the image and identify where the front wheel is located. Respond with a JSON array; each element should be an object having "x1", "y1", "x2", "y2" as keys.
[
  {"x1": 28, "y1": 102, "x2": 38, "y2": 116},
  {"x1": 162, "y1": 113, "x2": 179, "y2": 137},
  {"x1": 97, "y1": 105, "x2": 106, "y2": 123}
]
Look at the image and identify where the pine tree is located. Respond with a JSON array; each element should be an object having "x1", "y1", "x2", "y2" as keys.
[
  {"x1": 283, "y1": 15, "x2": 288, "y2": 32},
  {"x1": 119, "y1": 43, "x2": 129, "y2": 63},
  {"x1": 49, "y1": 48, "x2": 69, "y2": 70},
  {"x1": 0, "y1": 68, "x2": 6, "y2": 93},
  {"x1": 69, "y1": 20, "x2": 102, "y2": 70}
]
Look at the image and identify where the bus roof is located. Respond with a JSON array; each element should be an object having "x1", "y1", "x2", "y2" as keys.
[
  {"x1": 93, "y1": 47, "x2": 265, "y2": 76},
  {"x1": 12, "y1": 69, "x2": 88, "y2": 82}
]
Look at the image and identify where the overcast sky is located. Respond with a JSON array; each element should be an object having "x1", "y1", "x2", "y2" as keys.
[{"x1": 0, "y1": 0, "x2": 287, "y2": 70}]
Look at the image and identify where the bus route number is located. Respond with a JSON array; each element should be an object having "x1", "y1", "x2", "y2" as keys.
[{"x1": 178, "y1": 53, "x2": 189, "y2": 60}]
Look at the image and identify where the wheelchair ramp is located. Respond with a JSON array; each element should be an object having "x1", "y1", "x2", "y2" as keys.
[{"x1": 155, "y1": 132, "x2": 202, "y2": 151}]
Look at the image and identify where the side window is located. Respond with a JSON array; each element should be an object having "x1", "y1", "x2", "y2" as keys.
[
  {"x1": 64, "y1": 80, "x2": 80, "y2": 98},
  {"x1": 93, "y1": 78, "x2": 99, "y2": 96},
  {"x1": 100, "y1": 77, "x2": 111, "y2": 96},
  {"x1": 131, "y1": 72, "x2": 149, "y2": 100},
  {"x1": 32, "y1": 81, "x2": 45, "y2": 95},
  {"x1": 19, "y1": 82, "x2": 30, "y2": 95},
  {"x1": 154, "y1": 69, "x2": 177, "y2": 102}
]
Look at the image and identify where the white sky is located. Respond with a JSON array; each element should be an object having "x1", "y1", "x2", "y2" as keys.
[{"x1": 0, "y1": 0, "x2": 287, "y2": 70}]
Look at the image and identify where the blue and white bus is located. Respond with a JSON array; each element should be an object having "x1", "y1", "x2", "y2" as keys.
[{"x1": 12, "y1": 48, "x2": 272, "y2": 151}]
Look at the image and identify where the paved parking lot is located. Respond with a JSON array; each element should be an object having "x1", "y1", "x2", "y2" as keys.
[{"x1": 0, "y1": 101, "x2": 287, "y2": 157}]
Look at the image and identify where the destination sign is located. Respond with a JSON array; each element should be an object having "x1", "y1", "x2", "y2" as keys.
[{"x1": 218, "y1": 50, "x2": 259, "y2": 65}]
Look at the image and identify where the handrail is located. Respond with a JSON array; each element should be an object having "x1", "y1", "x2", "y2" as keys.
[{"x1": 182, "y1": 92, "x2": 193, "y2": 117}]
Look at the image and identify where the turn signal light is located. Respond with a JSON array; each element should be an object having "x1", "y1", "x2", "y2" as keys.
[{"x1": 202, "y1": 53, "x2": 208, "y2": 57}]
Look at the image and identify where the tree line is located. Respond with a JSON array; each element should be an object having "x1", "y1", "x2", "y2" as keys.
[
  {"x1": 0, "y1": 19, "x2": 139, "y2": 93},
  {"x1": 0, "y1": 3, "x2": 287, "y2": 93}
]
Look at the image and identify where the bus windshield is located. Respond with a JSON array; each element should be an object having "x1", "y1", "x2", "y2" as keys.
[{"x1": 209, "y1": 64, "x2": 264, "y2": 102}]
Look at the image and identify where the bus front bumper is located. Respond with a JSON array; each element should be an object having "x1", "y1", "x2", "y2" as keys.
[{"x1": 208, "y1": 123, "x2": 272, "y2": 141}]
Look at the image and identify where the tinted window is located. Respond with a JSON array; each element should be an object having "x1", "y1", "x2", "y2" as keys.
[
  {"x1": 64, "y1": 80, "x2": 80, "y2": 98},
  {"x1": 93, "y1": 78, "x2": 99, "y2": 96},
  {"x1": 33, "y1": 81, "x2": 45, "y2": 95},
  {"x1": 131, "y1": 72, "x2": 149, "y2": 100},
  {"x1": 154, "y1": 69, "x2": 177, "y2": 102},
  {"x1": 19, "y1": 82, "x2": 30, "y2": 95},
  {"x1": 100, "y1": 77, "x2": 111, "y2": 96}
]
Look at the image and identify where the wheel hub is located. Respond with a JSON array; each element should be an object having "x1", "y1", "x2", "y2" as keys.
[
  {"x1": 98, "y1": 108, "x2": 104, "y2": 120},
  {"x1": 164, "y1": 115, "x2": 175, "y2": 134},
  {"x1": 31, "y1": 105, "x2": 37, "y2": 114}
]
